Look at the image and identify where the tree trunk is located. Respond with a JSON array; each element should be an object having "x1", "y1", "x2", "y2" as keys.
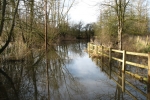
[
  {"x1": 118, "y1": 27, "x2": 122, "y2": 50},
  {"x1": 0, "y1": 0, "x2": 20, "y2": 54},
  {"x1": 0, "y1": 0, "x2": 6, "y2": 36}
]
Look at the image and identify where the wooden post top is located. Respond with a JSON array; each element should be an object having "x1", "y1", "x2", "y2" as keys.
[{"x1": 148, "y1": 53, "x2": 150, "y2": 99}]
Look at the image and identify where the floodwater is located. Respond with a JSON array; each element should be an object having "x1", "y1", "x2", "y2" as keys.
[{"x1": 0, "y1": 41, "x2": 149, "y2": 100}]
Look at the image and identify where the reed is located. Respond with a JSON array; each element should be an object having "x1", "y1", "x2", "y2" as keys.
[{"x1": 2, "y1": 41, "x2": 28, "y2": 61}]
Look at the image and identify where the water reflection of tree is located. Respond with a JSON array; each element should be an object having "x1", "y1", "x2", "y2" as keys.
[
  {"x1": 47, "y1": 42, "x2": 86, "y2": 100},
  {"x1": 0, "y1": 61, "x2": 22, "y2": 100},
  {"x1": 0, "y1": 41, "x2": 87, "y2": 100},
  {"x1": 57, "y1": 41, "x2": 86, "y2": 58}
]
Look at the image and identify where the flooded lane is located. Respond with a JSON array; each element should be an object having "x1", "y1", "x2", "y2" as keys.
[
  {"x1": 0, "y1": 41, "x2": 148, "y2": 100},
  {"x1": 65, "y1": 49, "x2": 116, "y2": 99}
]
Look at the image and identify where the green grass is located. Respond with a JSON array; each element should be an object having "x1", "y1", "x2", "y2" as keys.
[{"x1": 140, "y1": 45, "x2": 150, "y2": 53}]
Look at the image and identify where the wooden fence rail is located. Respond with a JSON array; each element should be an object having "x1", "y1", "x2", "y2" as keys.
[{"x1": 87, "y1": 42, "x2": 150, "y2": 99}]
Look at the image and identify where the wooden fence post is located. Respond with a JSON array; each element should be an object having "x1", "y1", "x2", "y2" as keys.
[
  {"x1": 89, "y1": 43, "x2": 90, "y2": 51},
  {"x1": 88, "y1": 43, "x2": 91, "y2": 57},
  {"x1": 101, "y1": 46, "x2": 104, "y2": 70},
  {"x1": 87, "y1": 43, "x2": 90, "y2": 51},
  {"x1": 109, "y1": 48, "x2": 112, "y2": 79},
  {"x1": 97, "y1": 46, "x2": 99, "y2": 54},
  {"x1": 89, "y1": 43, "x2": 91, "y2": 51},
  {"x1": 148, "y1": 53, "x2": 150, "y2": 99},
  {"x1": 122, "y1": 50, "x2": 126, "y2": 92},
  {"x1": 94, "y1": 45, "x2": 98, "y2": 55},
  {"x1": 92, "y1": 43, "x2": 94, "y2": 51}
]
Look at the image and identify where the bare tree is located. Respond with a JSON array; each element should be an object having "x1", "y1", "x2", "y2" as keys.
[
  {"x1": 0, "y1": 0, "x2": 20, "y2": 54},
  {"x1": 0, "y1": 0, "x2": 6, "y2": 36},
  {"x1": 101, "y1": 0, "x2": 129, "y2": 50},
  {"x1": 114, "y1": 0, "x2": 129, "y2": 50}
]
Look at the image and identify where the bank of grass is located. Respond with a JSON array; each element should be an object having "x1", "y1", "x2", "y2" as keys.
[
  {"x1": 140, "y1": 45, "x2": 150, "y2": 53},
  {"x1": 94, "y1": 34, "x2": 150, "y2": 53},
  {"x1": 133, "y1": 36, "x2": 150, "y2": 53}
]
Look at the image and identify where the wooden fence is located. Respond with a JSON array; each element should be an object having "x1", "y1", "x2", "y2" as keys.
[{"x1": 87, "y1": 42, "x2": 150, "y2": 99}]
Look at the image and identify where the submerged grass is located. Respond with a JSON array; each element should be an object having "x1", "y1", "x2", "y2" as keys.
[{"x1": 1, "y1": 41, "x2": 28, "y2": 61}]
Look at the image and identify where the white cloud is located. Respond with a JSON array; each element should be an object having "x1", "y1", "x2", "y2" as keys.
[{"x1": 69, "y1": 0, "x2": 100, "y2": 24}]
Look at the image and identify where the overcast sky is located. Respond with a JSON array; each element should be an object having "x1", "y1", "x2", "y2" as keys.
[{"x1": 69, "y1": 0, "x2": 101, "y2": 24}]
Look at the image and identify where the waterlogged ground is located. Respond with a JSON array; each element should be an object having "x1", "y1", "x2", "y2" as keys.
[
  {"x1": 64, "y1": 47, "x2": 116, "y2": 99},
  {"x1": 0, "y1": 41, "x2": 148, "y2": 100}
]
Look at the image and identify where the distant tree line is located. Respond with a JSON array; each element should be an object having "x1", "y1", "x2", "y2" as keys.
[{"x1": 59, "y1": 21, "x2": 95, "y2": 40}]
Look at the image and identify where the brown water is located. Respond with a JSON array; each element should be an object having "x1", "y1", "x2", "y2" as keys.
[{"x1": 0, "y1": 41, "x2": 148, "y2": 100}]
